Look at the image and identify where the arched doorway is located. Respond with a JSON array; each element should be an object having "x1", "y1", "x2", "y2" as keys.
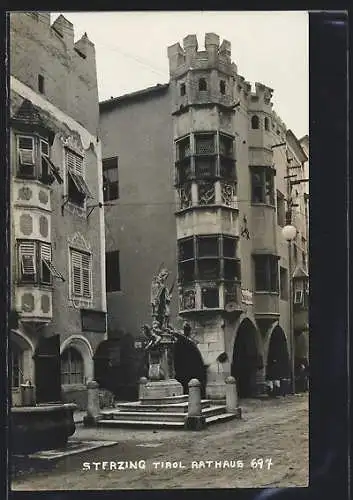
[
  {"x1": 174, "y1": 337, "x2": 207, "y2": 398},
  {"x1": 231, "y1": 318, "x2": 263, "y2": 398},
  {"x1": 266, "y1": 326, "x2": 290, "y2": 383}
]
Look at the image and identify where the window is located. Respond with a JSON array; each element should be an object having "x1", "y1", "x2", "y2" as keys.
[
  {"x1": 38, "y1": 74, "x2": 45, "y2": 94},
  {"x1": 277, "y1": 191, "x2": 286, "y2": 226},
  {"x1": 180, "y1": 83, "x2": 186, "y2": 96},
  {"x1": 195, "y1": 134, "x2": 215, "y2": 155},
  {"x1": 251, "y1": 115, "x2": 259, "y2": 129},
  {"x1": 280, "y1": 266, "x2": 288, "y2": 300},
  {"x1": 18, "y1": 241, "x2": 36, "y2": 283},
  {"x1": 198, "y1": 78, "x2": 207, "y2": 91},
  {"x1": 66, "y1": 148, "x2": 92, "y2": 207},
  {"x1": 178, "y1": 235, "x2": 240, "y2": 285},
  {"x1": 302, "y1": 252, "x2": 307, "y2": 269},
  {"x1": 220, "y1": 80, "x2": 226, "y2": 95},
  {"x1": 61, "y1": 347, "x2": 84, "y2": 385},
  {"x1": 264, "y1": 117, "x2": 269, "y2": 131},
  {"x1": 17, "y1": 240, "x2": 63, "y2": 285},
  {"x1": 70, "y1": 249, "x2": 92, "y2": 298},
  {"x1": 176, "y1": 136, "x2": 190, "y2": 161},
  {"x1": 103, "y1": 157, "x2": 119, "y2": 201},
  {"x1": 253, "y1": 255, "x2": 279, "y2": 292},
  {"x1": 201, "y1": 287, "x2": 219, "y2": 308},
  {"x1": 11, "y1": 342, "x2": 23, "y2": 388},
  {"x1": 251, "y1": 167, "x2": 275, "y2": 205},
  {"x1": 106, "y1": 250, "x2": 121, "y2": 292},
  {"x1": 219, "y1": 134, "x2": 233, "y2": 157},
  {"x1": 17, "y1": 136, "x2": 35, "y2": 178},
  {"x1": 293, "y1": 244, "x2": 298, "y2": 264}
]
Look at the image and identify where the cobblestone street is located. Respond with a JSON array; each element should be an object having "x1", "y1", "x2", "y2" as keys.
[{"x1": 12, "y1": 393, "x2": 308, "y2": 490}]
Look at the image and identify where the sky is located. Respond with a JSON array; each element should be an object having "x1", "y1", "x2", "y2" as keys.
[{"x1": 53, "y1": 11, "x2": 308, "y2": 139}]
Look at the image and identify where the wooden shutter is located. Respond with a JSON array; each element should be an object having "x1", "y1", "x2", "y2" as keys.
[
  {"x1": 18, "y1": 136, "x2": 35, "y2": 165},
  {"x1": 40, "y1": 139, "x2": 49, "y2": 157},
  {"x1": 71, "y1": 250, "x2": 83, "y2": 296},
  {"x1": 19, "y1": 241, "x2": 36, "y2": 276},
  {"x1": 82, "y1": 253, "x2": 91, "y2": 298}
]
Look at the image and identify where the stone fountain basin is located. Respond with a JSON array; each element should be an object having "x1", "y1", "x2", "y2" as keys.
[{"x1": 11, "y1": 403, "x2": 77, "y2": 454}]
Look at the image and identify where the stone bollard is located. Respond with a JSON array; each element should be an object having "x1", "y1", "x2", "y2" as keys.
[
  {"x1": 184, "y1": 379, "x2": 206, "y2": 430},
  {"x1": 139, "y1": 377, "x2": 148, "y2": 400},
  {"x1": 225, "y1": 376, "x2": 242, "y2": 418},
  {"x1": 83, "y1": 380, "x2": 100, "y2": 426}
]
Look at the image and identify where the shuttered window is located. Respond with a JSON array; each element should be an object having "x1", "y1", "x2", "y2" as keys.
[
  {"x1": 70, "y1": 249, "x2": 92, "y2": 298},
  {"x1": 18, "y1": 241, "x2": 36, "y2": 282},
  {"x1": 18, "y1": 136, "x2": 35, "y2": 166},
  {"x1": 65, "y1": 148, "x2": 92, "y2": 205},
  {"x1": 40, "y1": 242, "x2": 52, "y2": 285}
]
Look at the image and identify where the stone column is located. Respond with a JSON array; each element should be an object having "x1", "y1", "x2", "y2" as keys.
[
  {"x1": 225, "y1": 376, "x2": 241, "y2": 417},
  {"x1": 83, "y1": 380, "x2": 100, "y2": 426},
  {"x1": 184, "y1": 379, "x2": 206, "y2": 430}
]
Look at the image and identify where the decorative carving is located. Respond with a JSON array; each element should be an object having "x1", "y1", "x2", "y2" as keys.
[
  {"x1": 38, "y1": 190, "x2": 49, "y2": 205},
  {"x1": 39, "y1": 216, "x2": 49, "y2": 237},
  {"x1": 59, "y1": 134, "x2": 84, "y2": 155},
  {"x1": 221, "y1": 182, "x2": 236, "y2": 207},
  {"x1": 41, "y1": 294, "x2": 50, "y2": 313},
  {"x1": 181, "y1": 288, "x2": 196, "y2": 310},
  {"x1": 19, "y1": 213, "x2": 33, "y2": 236},
  {"x1": 178, "y1": 184, "x2": 192, "y2": 210},
  {"x1": 68, "y1": 232, "x2": 91, "y2": 251},
  {"x1": 21, "y1": 293, "x2": 35, "y2": 312},
  {"x1": 18, "y1": 187, "x2": 32, "y2": 201},
  {"x1": 198, "y1": 181, "x2": 215, "y2": 205}
]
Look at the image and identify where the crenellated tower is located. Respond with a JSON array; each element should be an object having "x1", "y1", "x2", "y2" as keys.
[{"x1": 168, "y1": 34, "x2": 241, "y2": 398}]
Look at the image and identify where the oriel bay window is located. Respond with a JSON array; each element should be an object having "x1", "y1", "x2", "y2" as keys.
[
  {"x1": 17, "y1": 135, "x2": 63, "y2": 185},
  {"x1": 65, "y1": 148, "x2": 92, "y2": 207},
  {"x1": 178, "y1": 235, "x2": 240, "y2": 284},
  {"x1": 253, "y1": 254, "x2": 279, "y2": 293},
  {"x1": 17, "y1": 240, "x2": 64, "y2": 285},
  {"x1": 251, "y1": 166, "x2": 275, "y2": 205}
]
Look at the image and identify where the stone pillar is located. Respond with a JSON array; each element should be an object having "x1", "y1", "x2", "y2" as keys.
[
  {"x1": 139, "y1": 377, "x2": 148, "y2": 400},
  {"x1": 83, "y1": 380, "x2": 100, "y2": 426},
  {"x1": 184, "y1": 379, "x2": 206, "y2": 430}
]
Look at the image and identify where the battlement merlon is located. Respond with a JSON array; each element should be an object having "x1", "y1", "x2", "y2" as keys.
[{"x1": 167, "y1": 33, "x2": 235, "y2": 77}]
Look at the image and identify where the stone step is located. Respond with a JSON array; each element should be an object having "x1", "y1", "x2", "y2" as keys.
[
  {"x1": 100, "y1": 405, "x2": 227, "y2": 423},
  {"x1": 116, "y1": 400, "x2": 211, "y2": 413},
  {"x1": 97, "y1": 410, "x2": 240, "y2": 429},
  {"x1": 140, "y1": 394, "x2": 189, "y2": 405},
  {"x1": 97, "y1": 419, "x2": 185, "y2": 428}
]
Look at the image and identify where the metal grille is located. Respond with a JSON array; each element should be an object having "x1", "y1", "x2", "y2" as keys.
[
  {"x1": 178, "y1": 238, "x2": 194, "y2": 261},
  {"x1": 220, "y1": 158, "x2": 235, "y2": 180},
  {"x1": 195, "y1": 135, "x2": 215, "y2": 155},
  {"x1": 177, "y1": 137, "x2": 190, "y2": 161}
]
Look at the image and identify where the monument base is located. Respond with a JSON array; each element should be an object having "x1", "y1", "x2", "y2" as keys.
[{"x1": 141, "y1": 379, "x2": 183, "y2": 401}]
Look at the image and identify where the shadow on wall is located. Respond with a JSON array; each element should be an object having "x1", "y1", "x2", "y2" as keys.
[
  {"x1": 174, "y1": 337, "x2": 207, "y2": 398},
  {"x1": 94, "y1": 330, "x2": 146, "y2": 401}
]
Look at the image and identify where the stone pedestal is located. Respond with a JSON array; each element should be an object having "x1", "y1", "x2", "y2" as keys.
[
  {"x1": 225, "y1": 376, "x2": 238, "y2": 413},
  {"x1": 142, "y1": 337, "x2": 183, "y2": 401},
  {"x1": 83, "y1": 380, "x2": 100, "y2": 426},
  {"x1": 185, "y1": 379, "x2": 206, "y2": 430}
]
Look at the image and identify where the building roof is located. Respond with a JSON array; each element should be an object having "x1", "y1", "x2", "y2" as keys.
[
  {"x1": 99, "y1": 83, "x2": 169, "y2": 111},
  {"x1": 292, "y1": 266, "x2": 309, "y2": 279},
  {"x1": 286, "y1": 129, "x2": 308, "y2": 163}
]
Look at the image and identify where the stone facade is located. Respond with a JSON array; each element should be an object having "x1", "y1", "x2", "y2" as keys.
[
  {"x1": 100, "y1": 33, "x2": 309, "y2": 398},
  {"x1": 10, "y1": 13, "x2": 107, "y2": 409}
]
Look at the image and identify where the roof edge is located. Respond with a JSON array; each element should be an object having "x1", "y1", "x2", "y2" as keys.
[{"x1": 99, "y1": 83, "x2": 169, "y2": 111}]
